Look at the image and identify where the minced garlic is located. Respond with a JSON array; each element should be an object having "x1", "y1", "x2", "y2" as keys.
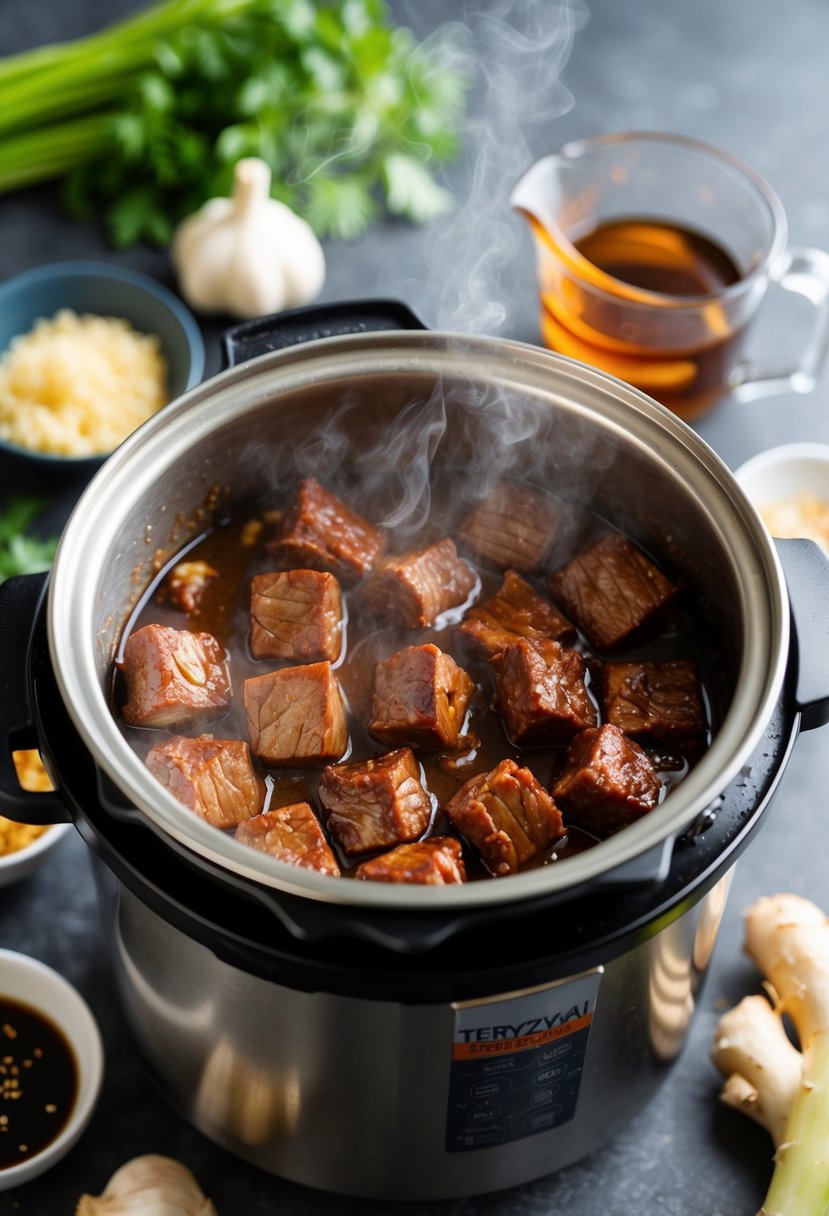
[
  {"x1": 0, "y1": 309, "x2": 168, "y2": 457},
  {"x1": 759, "y1": 491, "x2": 829, "y2": 553}
]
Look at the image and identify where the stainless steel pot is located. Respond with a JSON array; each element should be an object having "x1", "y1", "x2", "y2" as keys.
[
  {"x1": 45, "y1": 307, "x2": 797, "y2": 904},
  {"x1": 3, "y1": 300, "x2": 828, "y2": 1199}
]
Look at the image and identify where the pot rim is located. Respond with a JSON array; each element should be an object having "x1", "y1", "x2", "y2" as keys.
[{"x1": 47, "y1": 330, "x2": 790, "y2": 911}]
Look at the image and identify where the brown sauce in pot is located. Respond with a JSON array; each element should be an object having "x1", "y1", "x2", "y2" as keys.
[{"x1": 112, "y1": 489, "x2": 713, "y2": 880}]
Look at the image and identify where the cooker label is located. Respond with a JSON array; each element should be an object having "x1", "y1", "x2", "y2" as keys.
[{"x1": 446, "y1": 969, "x2": 602, "y2": 1152}]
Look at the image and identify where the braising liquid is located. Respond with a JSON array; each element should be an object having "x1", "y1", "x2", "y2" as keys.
[
  {"x1": 536, "y1": 216, "x2": 744, "y2": 420},
  {"x1": 115, "y1": 500, "x2": 712, "y2": 881}
]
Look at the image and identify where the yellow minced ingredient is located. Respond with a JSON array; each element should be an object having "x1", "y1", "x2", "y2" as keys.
[
  {"x1": 760, "y1": 491, "x2": 829, "y2": 554},
  {"x1": 0, "y1": 818, "x2": 49, "y2": 857},
  {"x1": 13, "y1": 749, "x2": 54, "y2": 793},
  {"x1": 0, "y1": 309, "x2": 169, "y2": 457},
  {"x1": 0, "y1": 752, "x2": 55, "y2": 858}
]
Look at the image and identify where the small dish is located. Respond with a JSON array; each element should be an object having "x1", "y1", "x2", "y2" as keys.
[
  {"x1": 0, "y1": 821, "x2": 72, "y2": 890},
  {"x1": 735, "y1": 442, "x2": 829, "y2": 551},
  {"x1": 0, "y1": 949, "x2": 104, "y2": 1189},
  {"x1": 0, "y1": 261, "x2": 205, "y2": 480}
]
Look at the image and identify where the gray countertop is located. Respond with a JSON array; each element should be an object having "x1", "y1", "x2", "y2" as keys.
[{"x1": 2, "y1": 0, "x2": 829, "y2": 1212}]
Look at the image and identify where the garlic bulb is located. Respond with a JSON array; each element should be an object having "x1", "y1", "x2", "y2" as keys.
[
  {"x1": 171, "y1": 157, "x2": 326, "y2": 319},
  {"x1": 76, "y1": 1154, "x2": 217, "y2": 1216}
]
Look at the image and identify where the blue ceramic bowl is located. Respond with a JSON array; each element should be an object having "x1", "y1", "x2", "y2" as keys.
[{"x1": 0, "y1": 261, "x2": 205, "y2": 479}]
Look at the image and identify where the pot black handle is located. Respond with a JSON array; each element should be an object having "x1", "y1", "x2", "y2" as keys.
[
  {"x1": 221, "y1": 298, "x2": 429, "y2": 369},
  {"x1": 776, "y1": 538, "x2": 829, "y2": 731},
  {"x1": 0, "y1": 573, "x2": 71, "y2": 824}
]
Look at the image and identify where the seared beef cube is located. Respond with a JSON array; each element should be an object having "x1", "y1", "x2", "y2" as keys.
[
  {"x1": 551, "y1": 723, "x2": 661, "y2": 836},
  {"x1": 446, "y1": 759, "x2": 564, "y2": 876},
  {"x1": 244, "y1": 661, "x2": 348, "y2": 766},
  {"x1": 362, "y1": 538, "x2": 477, "y2": 629},
  {"x1": 235, "y1": 802, "x2": 340, "y2": 876},
  {"x1": 458, "y1": 569, "x2": 576, "y2": 659},
  {"x1": 266, "y1": 478, "x2": 386, "y2": 586},
  {"x1": 250, "y1": 569, "x2": 343, "y2": 663},
  {"x1": 157, "y1": 560, "x2": 218, "y2": 614},
  {"x1": 319, "y1": 747, "x2": 433, "y2": 855},
  {"x1": 355, "y1": 837, "x2": 466, "y2": 885},
  {"x1": 459, "y1": 481, "x2": 569, "y2": 572},
  {"x1": 369, "y1": 644, "x2": 476, "y2": 750},
  {"x1": 121, "y1": 624, "x2": 231, "y2": 728},
  {"x1": 145, "y1": 735, "x2": 259, "y2": 828},
  {"x1": 493, "y1": 638, "x2": 597, "y2": 745},
  {"x1": 548, "y1": 532, "x2": 677, "y2": 651},
  {"x1": 593, "y1": 659, "x2": 706, "y2": 745}
]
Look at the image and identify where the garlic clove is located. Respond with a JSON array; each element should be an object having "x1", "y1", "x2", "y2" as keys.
[
  {"x1": 76, "y1": 1153, "x2": 217, "y2": 1216},
  {"x1": 171, "y1": 157, "x2": 326, "y2": 320}
]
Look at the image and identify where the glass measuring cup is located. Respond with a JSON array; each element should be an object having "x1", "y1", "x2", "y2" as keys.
[{"x1": 511, "y1": 132, "x2": 829, "y2": 421}]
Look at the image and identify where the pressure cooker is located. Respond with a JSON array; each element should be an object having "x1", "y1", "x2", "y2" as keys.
[{"x1": 2, "y1": 301, "x2": 828, "y2": 1200}]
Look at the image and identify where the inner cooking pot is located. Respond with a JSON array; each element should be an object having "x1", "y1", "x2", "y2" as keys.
[{"x1": 41, "y1": 301, "x2": 795, "y2": 916}]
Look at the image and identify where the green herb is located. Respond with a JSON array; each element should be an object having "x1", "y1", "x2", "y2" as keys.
[
  {"x1": 0, "y1": 0, "x2": 466, "y2": 245},
  {"x1": 0, "y1": 498, "x2": 59, "y2": 584}
]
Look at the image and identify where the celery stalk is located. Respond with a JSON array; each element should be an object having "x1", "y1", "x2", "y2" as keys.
[
  {"x1": 0, "y1": 116, "x2": 113, "y2": 191},
  {"x1": 760, "y1": 1028, "x2": 829, "y2": 1216},
  {"x1": 0, "y1": 0, "x2": 260, "y2": 131}
]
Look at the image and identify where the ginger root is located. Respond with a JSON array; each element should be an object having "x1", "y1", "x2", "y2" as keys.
[{"x1": 712, "y1": 893, "x2": 829, "y2": 1216}]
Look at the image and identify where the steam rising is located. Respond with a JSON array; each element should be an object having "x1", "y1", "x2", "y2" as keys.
[
  {"x1": 247, "y1": 1, "x2": 599, "y2": 547},
  {"x1": 414, "y1": 0, "x2": 588, "y2": 335},
  {"x1": 347, "y1": 0, "x2": 593, "y2": 537}
]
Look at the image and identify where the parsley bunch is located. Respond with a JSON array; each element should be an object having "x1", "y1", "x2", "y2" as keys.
[
  {"x1": 0, "y1": 0, "x2": 466, "y2": 245},
  {"x1": 0, "y1": 498, "x2": 59, "y2": 584}
]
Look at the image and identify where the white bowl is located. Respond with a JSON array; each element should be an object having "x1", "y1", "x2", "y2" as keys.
[
  {"x1": 0, "y1": 950, "x2": 104, "y2": 1189},
  {"x1": 734, "y1": 442, "x2": 829, "y2": 549},
  {"x1": 0, "y1": 822, "x2": 72, "y2": 890}
]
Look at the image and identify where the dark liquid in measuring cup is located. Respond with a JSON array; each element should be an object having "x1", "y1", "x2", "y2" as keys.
[
  {"x1": 573, "y1": 217, "x2": 741, "y2": 296},
  {"x1": 0, "y1": 997, "x2": 77, "y2": 1169},
  {"x1": 537, "y1": 216, "x2": 746, "y2": 421}
]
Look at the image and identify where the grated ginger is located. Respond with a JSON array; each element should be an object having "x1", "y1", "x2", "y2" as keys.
[
  {"x1": 0, "y1": 309, "x2": 168, "y2": 457},
  {"x1": 759, "y1": 490, "x2": 829, "y2": 554}
]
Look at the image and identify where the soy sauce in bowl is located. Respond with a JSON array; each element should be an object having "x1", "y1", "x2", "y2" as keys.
[{"x1": 0, "y1": 997, "x2": 77, "y2": 1170}]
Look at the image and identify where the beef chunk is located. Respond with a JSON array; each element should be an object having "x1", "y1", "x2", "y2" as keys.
[
  {"x1": 355, "y1": 836, "x2": 466, "y2": 884},
  {"x1": 548, "y1": 532, "x2": 677, "y2": 651},
  {"x1": 593, "y1": 659, "x2": 706, "y2": 745},
  {"x1": 361, "y1": 538, "x2": 477, "y2": 629},
  {"x1": 120, "y1": 624, "x2": 231, "y2": 729},
  {"x1": 156, "y1": 560, "x2": 218, "y2": 614},
  {"x1": 244, "y1": 661, "x2": 348, "y2": 766},
  {"x1": 250, "y1": 568, "x2": 343, "y2": 663},
  {"x1": 446, "y1": 759, "x2": 564, "y2": 876},
  {"x1": 235, "y1": 802, "x2": 340, "y2": 876},
  {"x1": 319, "y1": 747, "x2": 433, "y2": 855},
  {"x1": 145, "y1": 735, "x2": 259, "y2": 828},
  {"x1": 368, "y1": 644, "x2": 476, "y2": 750},
  {"x1": 493, "y1": 638, "x2": 597, "y2": 745},
  {"x1": 458, "y1": 569, "x2": 576, "y2": 659},
  {"x1": 459, "y1": 481, "x2": 569, "y2": 572},
  {"x1": 266, "y1": 478, "x2": 386, "y2": 585},
  {"x1": 551, "y1": 723, "x2": 661, "y2": 836}
]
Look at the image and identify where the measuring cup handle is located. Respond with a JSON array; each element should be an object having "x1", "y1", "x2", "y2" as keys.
[{"x1": 730, "y1": 246, "x2": 829, "y2": 401}]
